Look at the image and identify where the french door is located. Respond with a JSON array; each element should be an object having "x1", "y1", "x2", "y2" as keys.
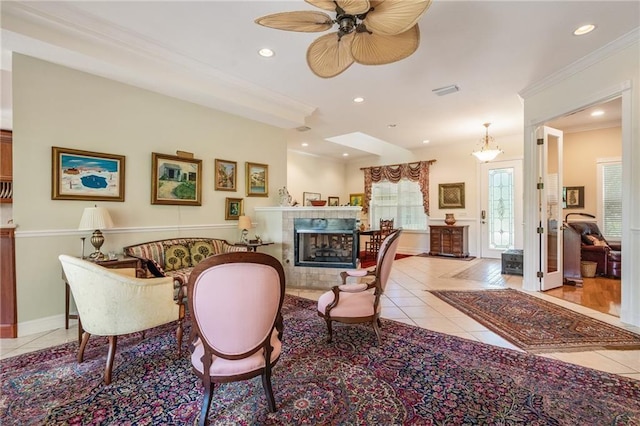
[
  {"x1": 479, "y1": 159, "x2": 523, "y2": 259},
  {"x1": 539, "y1": 126, "x2": 564, "y2": 290}
]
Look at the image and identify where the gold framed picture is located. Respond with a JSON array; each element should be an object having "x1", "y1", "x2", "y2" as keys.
[
  {"x1": 214, "y1": 159, "x2": 237, "y2": 191},
  {"x1": 246, "y1": 162, "x2": 268, "y2": 197},
  {"x1": 438, "y1": 182, "x2": 465, "y2": 209},
  {"x1": 349, "y1": 193, "x2": 364, "y2": 207},
  {"x1": 151, "y1": 153, "x2": 202, "y2": 206},
  {"x1": 225, "y1": 197, "x2": 243, "y2": 220},
  {"x1": 51, "y1": 146, "x2": 125, "y2": 202}
]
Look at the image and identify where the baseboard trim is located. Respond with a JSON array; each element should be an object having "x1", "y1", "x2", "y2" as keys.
[{"x1": 17, "y1": 314, "x2": 71, "y2": 337}]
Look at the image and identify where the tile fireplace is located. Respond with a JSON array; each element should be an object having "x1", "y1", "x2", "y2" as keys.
[{"x1": 294, "y1": 218, "x2": 358, "y2": 268}]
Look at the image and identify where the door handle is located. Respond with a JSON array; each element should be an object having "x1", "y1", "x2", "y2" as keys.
[{"x1": 481, "y1": 210, "x2": 486, "y2": 223}]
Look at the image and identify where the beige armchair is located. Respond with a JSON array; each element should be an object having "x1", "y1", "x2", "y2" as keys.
[{"x1": 58, "y1": 254, "x2": 184, "y2": 385}]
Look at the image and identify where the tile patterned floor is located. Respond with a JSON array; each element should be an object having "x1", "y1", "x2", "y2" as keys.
[{"x1": 2, "y1": 256, "x2": 639, "y2": 380}]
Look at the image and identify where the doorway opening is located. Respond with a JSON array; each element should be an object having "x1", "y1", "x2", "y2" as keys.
[{"x1": 542, "y1": 97, "x2": 622, "y2": 316}]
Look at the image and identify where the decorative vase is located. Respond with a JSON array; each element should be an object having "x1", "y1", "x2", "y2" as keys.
[{"x1": 445, "y1": 213, "x2": 456, "y2": 226}]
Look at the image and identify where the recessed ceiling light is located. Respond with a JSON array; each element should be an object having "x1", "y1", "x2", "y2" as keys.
[
  {"x1": 301, "y1": 142, "x2": 309, "y2": 147},
  {"x1": 423, "y1": 140, "x2": 430, "y2": 144},
  {"x1": 591, "y1": 110, "x2": 605, "y2": 117},
  {"x1": 573, "y1": 24, "x2": 595, "y2": 36},
  {"x1": 342, "y1": 153, "x2": 349, "y2": 157},
  {"x1": 353, "y1": 97, "x2": 364, "y2": 103},
  {"x1": 258, "y1": 48, "x2": 274, "y2": 57}
]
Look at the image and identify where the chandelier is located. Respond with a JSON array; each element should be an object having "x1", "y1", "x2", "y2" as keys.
[{"x1": 472, "y1": 123, "x2": 503, "y2": 162}]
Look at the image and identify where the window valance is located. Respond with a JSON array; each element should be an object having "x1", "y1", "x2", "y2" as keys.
[{"x1": 360, "y1": 160, "x2": 436, "y2": 215}]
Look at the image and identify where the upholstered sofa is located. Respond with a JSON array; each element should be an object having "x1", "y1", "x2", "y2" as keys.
[
  {"x1": 123, "y1": 238, "x2": 247, "y2": 297},
  {"x1": 566, "y1": 221, "x2": 621, "y2": 277}
]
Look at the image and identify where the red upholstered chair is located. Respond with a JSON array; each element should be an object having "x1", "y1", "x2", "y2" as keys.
[
  {"x1": 187, "y1": 252, "x2": 285, "y2": 426},
  {"x1": 318, "y1": 229, "x2": 402, "y2": 345}
]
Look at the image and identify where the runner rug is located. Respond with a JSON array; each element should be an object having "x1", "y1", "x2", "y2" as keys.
[
  {"x1": 430, "y1": 288, "x2": 640, "y2": 352},
  {"x1": 2, "y1": 295, "x2": 639, "y2": 424}
]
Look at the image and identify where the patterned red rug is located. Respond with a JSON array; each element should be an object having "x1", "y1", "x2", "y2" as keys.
[
  {"x1": 1, "y1": 295, "x2": 639, "y2": 424},
  {"x1": 430, "y1": 289, "x2": 640, "y2": 352},
  {"x1": 359, "y1": 252, "x2": 412, "y2": 268}
]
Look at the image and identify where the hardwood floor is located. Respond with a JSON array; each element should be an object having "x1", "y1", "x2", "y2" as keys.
[{"x1": 545, "y1": 276, "x2": 622, "y2": 316}]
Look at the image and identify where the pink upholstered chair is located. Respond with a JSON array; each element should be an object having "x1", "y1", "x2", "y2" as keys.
[
  {"x1": 187, "y1": 252, "x2": 285, "y2": 426},
  {"x1": 318, "y1": 229, "x2": 402, "y2": 345}
]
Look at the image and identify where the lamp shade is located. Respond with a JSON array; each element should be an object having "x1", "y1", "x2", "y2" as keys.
[
  {"x1": 78, "y1": 206, "x2": 114, "y2": 230},
  {"x1": 472, "y1": 122, "x2": 503, "y2": 162},
  {"x1": 237, "y1": 215, "x2": 252, "y2": 230}
]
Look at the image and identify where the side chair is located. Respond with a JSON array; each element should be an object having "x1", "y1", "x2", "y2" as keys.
[
  {"x1": 58, "y1": 254, "x2": 184, "y2": 385},
  {"x1": 187, "y1": 251, "x2": 285, "y2": 426},
  {"x1": 318, "y1": 229, "x2": 402, "y2": 345}
]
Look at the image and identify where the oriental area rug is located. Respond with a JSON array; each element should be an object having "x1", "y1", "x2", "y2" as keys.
[
  {"x1": 2, "y1": 296, "x2": 640, "y2": 425},
  {"x1": 430, "y1": 289, "x2": 640, "y2": 353}
]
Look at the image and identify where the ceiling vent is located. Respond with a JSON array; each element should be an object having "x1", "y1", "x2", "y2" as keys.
[
  {"x1": 296, "y1": 126, "x2": 311, "y2": 132},
  {"x1": 432, "y1": 85, "x2": 460, "y2": 96}
]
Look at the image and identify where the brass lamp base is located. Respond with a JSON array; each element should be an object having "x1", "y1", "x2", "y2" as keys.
[{"x1": 89, "y1": 229, "x2": 106, "y2": 261}]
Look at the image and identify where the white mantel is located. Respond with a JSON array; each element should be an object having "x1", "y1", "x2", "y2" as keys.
[{"x1": 253, "y1": 206, "x2": 362, "y2": 289}]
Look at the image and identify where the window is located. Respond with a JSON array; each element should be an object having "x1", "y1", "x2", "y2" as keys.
[
  {"x1": 369, "y1": 180, "x2": 427, "y2": 230},
  {"x1": 597, "y1": 159, "x2": 622, "y2": 240}
]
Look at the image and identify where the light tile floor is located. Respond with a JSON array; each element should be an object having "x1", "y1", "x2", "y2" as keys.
[{"x1": 2, "y1": 256, "x2": 639, "y2": 380}]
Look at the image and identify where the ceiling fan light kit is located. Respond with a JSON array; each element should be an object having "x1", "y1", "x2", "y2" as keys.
[
  {"x1": 472, "y1": 123, "x2": 503, "y2": 162},
  {"x1": 255, "y1": 0, "x2": 433, "y2": 78}
]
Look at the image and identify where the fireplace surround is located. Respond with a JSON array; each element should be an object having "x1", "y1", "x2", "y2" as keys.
[{"x1": 294, "y1": 218, "x2": 358, "y2": 268}]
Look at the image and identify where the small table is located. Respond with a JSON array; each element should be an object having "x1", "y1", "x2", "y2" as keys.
[
  {"x1": 62, "y1": 255, "x2": 140, "y2": 343},
  {"x1": 234, "y1": 241, "x2": 274, "y2": 252}
]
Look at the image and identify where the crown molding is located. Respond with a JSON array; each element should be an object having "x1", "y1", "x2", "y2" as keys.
[
  {"x1": 519, "y1": 28, "x2": 639, "y2": 99},
  {"x1": 2, "y1": 2, "x2": 316, "y2": 129}
]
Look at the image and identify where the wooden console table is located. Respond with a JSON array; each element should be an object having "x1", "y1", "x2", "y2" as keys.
[
  {"x1": 62, "y1": 255, "x2": 140, "y2": 343},
  {"x1": 429, "y1": 225, "x2": 469, "y2": 258}
]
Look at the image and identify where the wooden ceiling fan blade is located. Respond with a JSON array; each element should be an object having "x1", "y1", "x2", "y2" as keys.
[
  {"x1": 351, "y1": 24, "x2": 420, "y2": 65},
  {"x1": 255, "y1": 11, "x2": 333, "y2": 32},
  {"x1": 307, "y1": 32, "x2": 355, "y2": 78},
  {"x1": 306, "y1": 0, "x2": 371, "y2": 14},
  {"x1": 364, "y1": 0, "x2": 432, "y2": 35}
]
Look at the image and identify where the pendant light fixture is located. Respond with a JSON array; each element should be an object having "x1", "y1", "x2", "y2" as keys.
[{"x1": 472, "y1": 123, "x2": 503, "y2": 162}]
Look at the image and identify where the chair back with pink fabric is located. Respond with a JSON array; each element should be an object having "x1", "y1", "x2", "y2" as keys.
[
  {"x1": 187, "y1": 251, "x2": 285, "y2": 426},
  {"x1": 375, "y1": 229, "x2": 402, "y2": 293}
]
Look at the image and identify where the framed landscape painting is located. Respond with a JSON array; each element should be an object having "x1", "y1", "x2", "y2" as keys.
[
  {"x1": 246, "y1": 162, "x2": 269, "y2": 197},
  {"x1": 303, "y1": 192, "x2": 321, "y2": 206},
  {"x1": 51, "y1": 146, "x2": 125, "y2": 202},
  {"x1": 349, "y1": 193, "x2": 364, "y2": 207},
  {"x1": 328, "y1": 196, "x2": 340, "y2": 206},
  {"x1": 151, "y1": 152, "x2": 202, "y2": 206},
  {"x1": 215, "y1": 159, "x2": 237, "y2": 191}
]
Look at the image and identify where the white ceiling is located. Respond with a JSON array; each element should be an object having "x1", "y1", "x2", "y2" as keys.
[{"x1": 1, "y1": 1, "x2": 637, "y2": 160}]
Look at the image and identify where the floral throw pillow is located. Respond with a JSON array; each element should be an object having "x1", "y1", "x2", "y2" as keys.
[
  {"x1": 190, "y1": 241, "x2": 215, "y2": 265},
  {"x1": 164, "y1": 244, "x2": 192, "y2": 271}
]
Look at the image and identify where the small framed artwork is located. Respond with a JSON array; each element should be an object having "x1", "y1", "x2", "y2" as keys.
[
  {"x1": 214, "y1": 159, "x2": 237, "y2": 191},
  {"x1": 225, "y1": 197, "x2": 243, "y2": 220},
  {"x1": 328, "y1": 196, "x2": 340, "y2": 206},
  {"x1": 52, "y1": 146, "x2": 126, "y2": 202},
  {"x1": 151, "y1": 152, "x2": 202, "y2": 206},
  {"x1": 246, "y1": 162, "x2": 269, "y2": 197},
  {"x1": 303, "y1": 192, "x2": 321, "y2": 206},
  {"x1": 349, "y1": 193, "x2": 365, "y2": 207},
  {"x1": 563, "y1": 186, "x2": 584, "y2": 209},
  {"x1": 438, "y1": 182, "x2": 465, "y2": 209}
]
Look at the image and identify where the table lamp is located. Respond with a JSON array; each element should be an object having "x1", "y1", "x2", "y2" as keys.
[
  {"x1": 238, "y1": 215, "x2": 252, "y2": 244},
  {"x1": 78, "y1": 205, "x2": 114, "y2": 261}
]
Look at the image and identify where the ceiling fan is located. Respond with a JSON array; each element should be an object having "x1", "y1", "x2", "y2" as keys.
[{"x1": 255, "y1": 0, "x2": 433, "y2": 78}]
